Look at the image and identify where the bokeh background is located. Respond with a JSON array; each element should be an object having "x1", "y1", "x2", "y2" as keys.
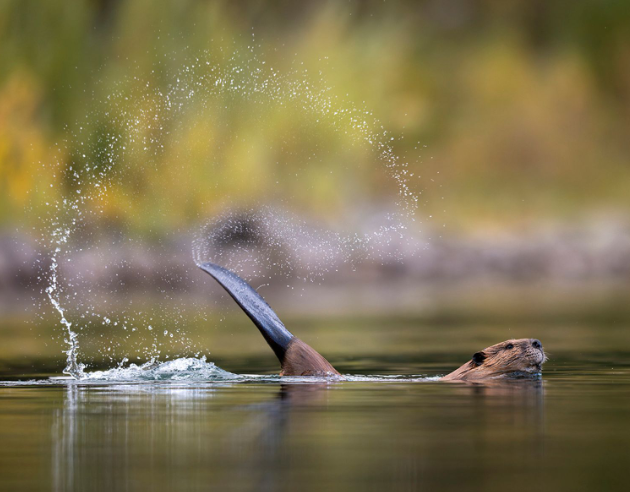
[{"x1": 1, "y1": 0, "x2": 629, "y2": 369}]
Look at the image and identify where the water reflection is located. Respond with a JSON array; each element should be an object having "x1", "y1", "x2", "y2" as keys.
[
  {"x1": 52, "y1": 383, "x2": 222, "y2": 492},
  {"x1": 49, "y1": 379, "x2": 545, "y2": 492},
  {"x1": 229, "y1": 385, "x2": 331, "y2": 492}
]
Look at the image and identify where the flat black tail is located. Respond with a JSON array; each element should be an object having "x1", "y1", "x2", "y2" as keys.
[{"x1": 198, "y1": 262, "x2": 294, "y2": 362}]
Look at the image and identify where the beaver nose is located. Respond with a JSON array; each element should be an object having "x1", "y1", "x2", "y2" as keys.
[{"x1": 532, "y1": 339, "x2": 542, "y2": 350}]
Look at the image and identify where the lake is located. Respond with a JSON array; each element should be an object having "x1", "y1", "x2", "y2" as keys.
[{"x1": 0, "y1": 319, "x2": 629, "y2": 492}]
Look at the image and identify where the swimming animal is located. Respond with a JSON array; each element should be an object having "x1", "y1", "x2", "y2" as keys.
[
  {"x1": 199, "y1": 262, "x2": 546, "y2": 380},
  {"x1": 441, "y1": 338, "x2": 546, "y2": 381}
]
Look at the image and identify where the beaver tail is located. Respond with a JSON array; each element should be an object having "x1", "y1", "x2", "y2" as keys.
[
  {"x1": 198, "y1": 262, "x2": 294, "y2": 362},
  {"x1": 198, "y1": 262, "x2": 338, "y2": 376}
]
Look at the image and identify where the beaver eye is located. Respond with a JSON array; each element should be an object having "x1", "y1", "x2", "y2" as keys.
[{"x1": 505, "y1": 343, "x2": 514, "y2": 350}]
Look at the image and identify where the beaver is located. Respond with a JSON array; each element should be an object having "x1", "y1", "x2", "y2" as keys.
[
  {"x1": 441, "y1": 338, "x2": 546, "y2": 381},
  {"x1": 199, "y1": 262, "x2": 546, "y2": 380}
]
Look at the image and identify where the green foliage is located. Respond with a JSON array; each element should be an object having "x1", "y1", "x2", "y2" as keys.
[{"x1": 1, "y1": 0, "x2": 630, "y2": 233}]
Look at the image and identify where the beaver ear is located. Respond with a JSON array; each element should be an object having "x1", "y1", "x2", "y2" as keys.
[{"x1": 472, "y1": 351, "x2": 486, "y2": 366}]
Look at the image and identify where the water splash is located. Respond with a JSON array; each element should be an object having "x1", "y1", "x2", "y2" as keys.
[
  {"x1": 81, "y1": 356, "x2": 235, "y2": 382},
  {"x1": 45, "y1": 249, "x2": 85, "y2": 378},
  {"x1": 192, "y1": 205, "x2": 422, "y2": 281},
  {"x1": 41, "y1": 45, "x2": 424, "y2": 377}
]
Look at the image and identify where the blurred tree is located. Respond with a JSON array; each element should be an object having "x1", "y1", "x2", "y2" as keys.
[{"x1": 0, "y1": 0, "x2": 628, "y2": 234}]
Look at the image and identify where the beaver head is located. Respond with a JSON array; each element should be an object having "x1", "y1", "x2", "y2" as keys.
[{"x1": 441, "y1": 338, "x2": 546, "y2": 381}]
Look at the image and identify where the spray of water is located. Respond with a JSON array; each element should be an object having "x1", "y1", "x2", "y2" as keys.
[
  {"x1": 45, "y1": 248, "x2": 84, "y2": 377},
  {"x1": 41, "y1": 45, "x2": 424, "y2": 379}
]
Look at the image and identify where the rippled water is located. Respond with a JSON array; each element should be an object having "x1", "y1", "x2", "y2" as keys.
[{"x1": 1, "y1": 321, "x2": 629, "y2": 492}]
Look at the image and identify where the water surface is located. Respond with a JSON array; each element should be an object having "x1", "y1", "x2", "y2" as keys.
[{"x1": 1, "y1": 320, "x2": 629, "y2": 492}]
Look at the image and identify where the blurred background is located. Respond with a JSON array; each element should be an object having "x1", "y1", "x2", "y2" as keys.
[{"x1": 1, "y1": 0, "x2": 629, "y2": 369}]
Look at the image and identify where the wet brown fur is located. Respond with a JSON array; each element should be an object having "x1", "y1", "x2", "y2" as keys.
[
  {"x1": 280, "y1": 338, "x2": 545, "y2": 380},
  {"x1": 441, "y1": 338, "x2": 546, "y2": 381},
  {"x1": 280, "y1": 338, "x2": 340, "y2": 377}
]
